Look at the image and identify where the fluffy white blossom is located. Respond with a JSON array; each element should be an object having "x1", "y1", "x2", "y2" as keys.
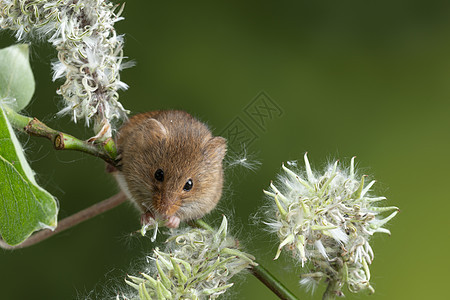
[
  {"x1": 264, "y1": 153, "x2": 398, "y2": 296},
  {"x1": 119, "y1": 216, "x2": 256, "y2": 300},
  {"x1": 0, "y1": 0, "x2": 130, "y2": 136}
]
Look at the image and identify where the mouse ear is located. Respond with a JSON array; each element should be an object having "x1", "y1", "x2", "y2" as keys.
[
  {"x1": 204, "y1": 136, "x2": 227, "y2": 161},
  {"x1": 118, "y1": 114, "x2": 167, "y2": 144},
  {"x1": 139, "y1": 118, "x2": 168, "y2": 140}
]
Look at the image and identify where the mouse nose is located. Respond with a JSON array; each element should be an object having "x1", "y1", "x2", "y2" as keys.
[
  {"x1": 158, "y1": 195, "x2": 181, "y2": 218},
  {"x1": 164, "y1": 204, "x2": 179, "y2": 217}
]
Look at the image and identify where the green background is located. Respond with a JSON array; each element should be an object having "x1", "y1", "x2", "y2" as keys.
[{"x1": 1, "y1": 0, "x2": 449, "y2": 299}]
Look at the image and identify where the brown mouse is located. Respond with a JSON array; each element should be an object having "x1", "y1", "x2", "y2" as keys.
[{"x1": 113, "y1": 110, "x2": 227, "y2": 228}]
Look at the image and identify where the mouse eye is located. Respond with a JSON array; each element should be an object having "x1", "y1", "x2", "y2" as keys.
[
  {"x1": 183, "y1": 179, "x2": 193, "y2": 191},
  {"x1": 154, "y1": 169, "x2": 164, "y2": 182}
]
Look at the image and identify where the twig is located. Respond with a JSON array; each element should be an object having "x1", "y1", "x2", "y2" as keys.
[
  {"x1": 192, "y1": 219, "x2": 299, "y2": 300},
  {"x1": 0, "y1": 192, "x2": 127, "y2": 250},
  {"x1": 3, "y1": 106, "x2": 119, "y2": 167},
  {"x1": 251, "y1": 263, "x2": 299, "y2": 300}
]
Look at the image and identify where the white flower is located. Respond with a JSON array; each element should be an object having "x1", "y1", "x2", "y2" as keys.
[
  {"x1": 120, "y1": 216, "x2": 256, "y2": 300},
  {"x1": 0, "y1": 0, "x2": 131, "y2": 136},
  {"x1": 264, "y1": 153, "x2": 398, "y2": 295}
]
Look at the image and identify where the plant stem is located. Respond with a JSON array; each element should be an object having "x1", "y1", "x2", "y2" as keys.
[
  {"x1": 3, "y1": 106, "x2": 119, "y2": 167},
  {"x1": 192, "y1": 219, "x2": 299, "y2": 300},
  {"x1": 251, "y1": 263, "x2": 299, "y2": 300},
  {"x1": 322, "y1": 279, "x2": 342, "y2": 300},
  {"x1": 0, "y1": 191, "x2": 127, "y2": 250}
]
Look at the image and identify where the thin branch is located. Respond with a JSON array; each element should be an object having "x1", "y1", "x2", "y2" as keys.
[
  {"x1": 251, "y1": 263, "x2": 299, "y2": 300},
  {"x1": 192, "y1": 219, "x2": 299, "y2": 300},
  {"x1": 0, "y1": 191, "x2": 127, "y2": 250},
  {"x1": 3, "y1": 106, "x2": 119, "y2": 167}
]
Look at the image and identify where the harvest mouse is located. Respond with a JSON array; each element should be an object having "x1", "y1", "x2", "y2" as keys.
[{"x1": 112, "y1": 110, "x2": 227, "y2": 228}]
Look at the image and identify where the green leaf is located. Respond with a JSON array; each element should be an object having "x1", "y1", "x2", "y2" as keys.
[
  {"x1": 0, "y1": 44, "x2": 35, "y2": 112},
  {"x1": 0, "y1": 106, "x2": 58, "y2": 246}
]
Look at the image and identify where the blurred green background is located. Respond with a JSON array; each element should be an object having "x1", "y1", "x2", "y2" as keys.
[{"x1": 1, "y1": 0, "x2": 449, "y2": 299}]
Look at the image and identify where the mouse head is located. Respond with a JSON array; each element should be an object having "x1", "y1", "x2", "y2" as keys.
[{"x1": 121, "y1": 112, "x2": 227, "y2": 222}]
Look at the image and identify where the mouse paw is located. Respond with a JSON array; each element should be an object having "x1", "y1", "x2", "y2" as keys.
[
  {"x1": 165, "y1": 216, "x2": 181, "y2": 228},
  {"x1": 140, "y1": 211, "x2": 155, "y2": 225}
]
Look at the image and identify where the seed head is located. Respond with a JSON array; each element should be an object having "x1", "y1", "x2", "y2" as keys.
[
  {"x1": 120, "y1": 216, "x2": 256, "y2": 300},
  {"x1": 0, "y1": 0, "x2": 131, "y2": 136},
  {"x1": 264, "y1": 153, "x2": 399, "y2": 295}
]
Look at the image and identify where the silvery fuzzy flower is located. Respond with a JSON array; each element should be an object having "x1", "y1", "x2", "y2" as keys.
[
  {"x1": 119, "y1": 216, "x2": 256, "y2": 300},
  {"x1": 0, "y1": 0, "x2": 131, "y2": 136},
  {"x1": 264, "y1": 153, "x2": 398, "y2": 296}
]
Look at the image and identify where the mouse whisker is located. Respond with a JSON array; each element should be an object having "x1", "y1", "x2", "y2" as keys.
[{"x1": 141, "y1": 197, "x2": 155, "y2": 211}]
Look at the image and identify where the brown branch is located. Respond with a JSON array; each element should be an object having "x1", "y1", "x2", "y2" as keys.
[{"x1": 0, "y1": 192, "x2": 127, "y2": 250}]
